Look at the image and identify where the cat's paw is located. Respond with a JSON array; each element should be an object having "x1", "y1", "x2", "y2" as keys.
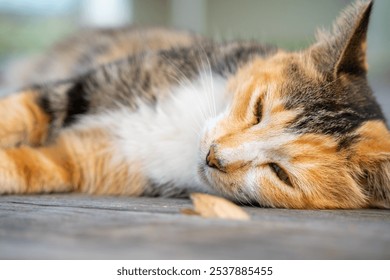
[{"x1": 0, "y1": 150, "x2": 24, "y2": 195}]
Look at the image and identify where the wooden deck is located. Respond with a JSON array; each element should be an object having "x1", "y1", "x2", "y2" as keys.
[{"x1": 0, "y1": 194, "x2": 389, "y2": 259}]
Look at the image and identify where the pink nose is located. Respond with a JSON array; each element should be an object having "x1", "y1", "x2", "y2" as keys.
[{"x1": 206, "y1": 145, "x2": 223, "y2": 171}]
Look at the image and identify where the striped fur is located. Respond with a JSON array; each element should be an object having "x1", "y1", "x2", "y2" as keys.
[{"x1": 1, "y1": 0, "x2": 389, "y2": 209}]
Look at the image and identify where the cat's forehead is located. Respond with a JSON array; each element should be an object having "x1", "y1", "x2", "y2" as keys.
[{"x1": 243, "y1": 52, "x2": 386, "y2": 145}]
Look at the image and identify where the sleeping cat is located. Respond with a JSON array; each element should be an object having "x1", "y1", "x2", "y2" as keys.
[{"x1": 0, "y1": 0, "x2": 389, "y2": 209}]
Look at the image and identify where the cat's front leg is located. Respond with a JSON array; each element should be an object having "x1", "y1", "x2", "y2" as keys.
[
  {"x1": 0, "y1": 145, "x2": 73, "y2": 195},
  {"x1": 0, "y1": 128, "x2": 146, "y2": 196}
]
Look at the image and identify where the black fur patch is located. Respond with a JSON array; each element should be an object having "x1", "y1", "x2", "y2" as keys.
[
  {"x1": 63, "y1": 81, "x2": 90, "y2": 126},
  {"x1": 214, "y1": 43, "x2": 277, "y2": 77},
  {"x1": 284, "y1": 66, "x2": 385, "y2": 147},
  {"x1": 142, "y1": 72, "x2": 151, "y2": 91},
  {"x1": 76, "y1": 43, "x2": 109, "y2": 68},
  {"x1": 37, "y1": 94, "x2": 54, "y2": 121},
  {"x1": 337, "y1": 134, "x2": 360, "y2": 151}
]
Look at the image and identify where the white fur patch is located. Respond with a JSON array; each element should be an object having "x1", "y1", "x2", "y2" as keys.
[
  {"x1": 220, "y1": 133, "x2": 297, "y2": 165},
  {"x1": 243, "y1": 168, "x2": 261, "y2": 202},
  {"x1": 80, "y1": 73, "x2": 229, "y2": 193}
]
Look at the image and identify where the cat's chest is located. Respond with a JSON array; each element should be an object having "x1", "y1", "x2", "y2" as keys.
[{"x1": 91, "y1": 73, "x2": 229, "y2": 192}]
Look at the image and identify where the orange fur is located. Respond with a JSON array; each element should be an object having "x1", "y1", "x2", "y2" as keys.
[
  {"x1": 61, "y1": 129, "x2": 146, "y2": 196},
  {"x1": 204, "y1": 53, "x2": 369, "y2": 209},
  {"x1": 0, "y1": 127, "x2": 146, "y2": 196},
  {"x1": 1, "y1": 1, "x2": 388, "y2": 210},
  {"x1": 283, "y1": 134, "x2": 366, "y2": 208},
  {"x1": 348, "y1": 121, "x2": 390, "y2": 208},
  {"x1": 350, "y1": 121, "x2": 390, "y2": 157},
  {"x1": 4, "y1": 146, "x2": 72, "y2": 194},
  {"x1": 0, "y1": 91, "x2": 50, "y2": 148}
]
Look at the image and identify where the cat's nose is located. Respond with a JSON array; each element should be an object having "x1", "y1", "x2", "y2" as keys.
[{"x1": 206, "y1": 145, "x2": 224, "y2": 171}]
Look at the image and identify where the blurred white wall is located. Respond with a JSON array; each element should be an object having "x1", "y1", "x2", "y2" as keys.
[
  {"x1": 81, "y1": 0, "x2": 132, "y2": 27},
  {"x1": 171, "y1": 0, "x2": 206, "y2": 33}
]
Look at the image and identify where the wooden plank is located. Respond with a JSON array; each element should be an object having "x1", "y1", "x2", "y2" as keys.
[{"x1": 0, "y1": 195, "x2": 389, "y2": 259}]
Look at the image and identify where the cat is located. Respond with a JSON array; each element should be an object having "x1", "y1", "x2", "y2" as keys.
[{"x1": 0, "y1": 0, "x2": 389, "y2": 209}]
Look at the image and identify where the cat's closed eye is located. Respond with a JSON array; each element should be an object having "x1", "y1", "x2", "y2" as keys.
[
  {"x1": 269, "y1": 163, "x2": 293, "y2": 187},
  {"x1": 255, "y1": 99, "x2": 263, "y2": 124}
]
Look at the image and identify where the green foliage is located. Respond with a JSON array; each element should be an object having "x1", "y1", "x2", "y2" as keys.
[{"x1": 0, "y1": 15, "x2": 75, "y2": 62}]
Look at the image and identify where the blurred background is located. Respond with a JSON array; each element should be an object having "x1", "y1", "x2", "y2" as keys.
[{"x1": 0, "y1": 0, "x2": 389, "y2": 115}]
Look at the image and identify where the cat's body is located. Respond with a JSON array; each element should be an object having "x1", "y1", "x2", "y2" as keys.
[{"x1": 1, "y1": 0, "x2": 390, "y2": 209}]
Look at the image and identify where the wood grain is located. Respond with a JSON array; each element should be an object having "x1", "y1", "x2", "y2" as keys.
[{"x1": 0, "y1": 194, "x2": 389, "y2": 259}]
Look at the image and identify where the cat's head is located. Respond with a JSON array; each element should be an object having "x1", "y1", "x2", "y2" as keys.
[{"x1": 199, "y1": 0, "x2": 390, "y2": 209}]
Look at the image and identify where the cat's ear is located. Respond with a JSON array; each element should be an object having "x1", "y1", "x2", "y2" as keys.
[
  {"x1": 350, "y1": 121, "x2": 390, "y2": 208},
  {"x1": 309, "y1": 0, "x2": 373, "y2": 78}
]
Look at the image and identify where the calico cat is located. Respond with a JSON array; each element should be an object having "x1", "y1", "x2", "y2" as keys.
[{"x1": 0, "y1": 0, "x2": 389, "y2": 209}]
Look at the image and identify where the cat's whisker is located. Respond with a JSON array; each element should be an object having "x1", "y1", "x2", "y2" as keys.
[
  {"x1": 197, "y1": 57, "x2": 213, "y2": 120},
  {"x1": 159, "y1": 62, "x2": 206, "y2": 127},
  {"x1": 161, "y1": 54, "x2": 216, "y2": 138},
  {"x1": 233, "y1": 192, "x2": 247, "y2": 206},
  {"x1": 170, "y1": 95, "x2": 203, "y2": 137},
  {"x1": 189, "y1": 45, "x2": 219, "y2": 125},
  {"x1": 238, "y1": 188, "x2": 255, "y2": 207},
  {"x1": 164, "y1": 83, "x2": 205, "y2": 136},
  {"x1": 239, "y1": 190, "x2": 255, "y2": 207},
  {"x1": 172, "y1": 85, "x2": 206, "y2": 133},
  {"x1": 161, "y1": 54, "x2": 210, "y2": 124},
  {"x1": 194, "y1": 47, "x2": 216, "y2": 122},
  {"x1": 199, "y1": 44, "x2": 217, "y2": 118}
]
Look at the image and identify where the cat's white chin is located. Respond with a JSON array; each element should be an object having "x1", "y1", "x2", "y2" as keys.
[
  {"x1": 197, "y1": 162, "x2": 251, "y2": 204},
  {"x1": 197, "y1": 163, "x2": 222, "y2": 192}
]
